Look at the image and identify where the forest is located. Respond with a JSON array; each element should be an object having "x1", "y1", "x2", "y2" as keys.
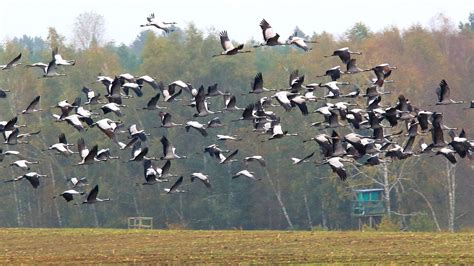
[{"x1": 0, "y1": 12, "x2": 473, "y2": 232}]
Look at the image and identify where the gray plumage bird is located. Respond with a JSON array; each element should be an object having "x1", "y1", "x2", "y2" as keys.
[
  {"x1": 213, "y1": 30, "x2": 251, "y2": 57},
  {"x1": 5, "y1": 172, "x2": 47, "y2": 188},
  {"x1": 435, "y1": 79, "x2": 464, "y2": 105},
  {"x1": 0, "y1": 53, "x2": 22, "y2": 70},
  {"x1": 160, "y1": 136, "x2": 187, "y2": 160},
  {"x1": 55, "y1": 189, "x2": 84, "y2": 202},
  {"x1": 140, "y1": 13, "x2": 177, "y2": 33},
  {"x1": 190, "y1": 172, "x2": 211, "y2": 189},
  {"x1": 82, "y1": 185, "x2": 110, "y2": 204},
  {"x1": 324, "y1": 47, "x2": 362, "y2": 64},
  {"x1": 254, "y1": 19, "x2": 287, "y2": 47}
]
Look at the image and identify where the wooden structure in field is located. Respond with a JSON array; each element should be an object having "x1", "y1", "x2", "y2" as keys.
[
  {"x1": 352, "y1": 188, "x2": 385, "y2": 229},
  {"x1": 128, "y1": 217, "x2": 153, "y2": 229}
]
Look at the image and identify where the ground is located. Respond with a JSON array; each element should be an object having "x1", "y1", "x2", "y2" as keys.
[{"x1": 0, "y1": 228, "x2": 473, "y2": 263}]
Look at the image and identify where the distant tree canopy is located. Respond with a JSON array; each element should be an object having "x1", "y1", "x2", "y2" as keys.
[
  {"x1": 0, "y1": 12, "x2": 472, "y2": 232},
  {"x1": 72, "y1": 12, "x2": 106, "y2": 50},
  {"x1": 47, "y1": 27, "x2": 65, "y2": 49},
  {"x1": 459, "y1": 12, "x2": 474, "y2": 32},
  {"x1": 292, "y1": 26, "x2": 309, "y2": 39},
  {"x1": 345, "y1": 22, "x2": 372, "y2": 42}
]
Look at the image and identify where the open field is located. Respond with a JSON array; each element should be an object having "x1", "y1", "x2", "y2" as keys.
[{"x1": 0, "y1": 228, "x2": 473, "y2": 263}]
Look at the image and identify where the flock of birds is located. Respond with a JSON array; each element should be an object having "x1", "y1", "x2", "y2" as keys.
[{"x1": 0, "y1": 14, "x2": 473, "y2": 208}]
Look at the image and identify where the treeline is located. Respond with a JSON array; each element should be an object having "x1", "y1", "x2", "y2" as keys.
[{"x1": 0, "y1": 13, "x2": 473, "y2": 231}]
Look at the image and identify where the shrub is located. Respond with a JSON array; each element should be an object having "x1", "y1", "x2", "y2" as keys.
[
  {"x1": 377, "y1": 217, "x2": 400, "y2": 232},
  {"x1": 166, "y1": 222, "x2": 189, "y2": 230},
  {"x1": 409, "y1": 215, "x2": 436, "y2": 232}
]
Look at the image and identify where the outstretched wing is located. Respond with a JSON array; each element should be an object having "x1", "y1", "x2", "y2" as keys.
[
  {"x1": 436, "y1": 79, "x2": 450, "y2": 102},
  {"x1": 259, "y1": 19, "x2": 276, "y2": 41},
  {"x1": 144, "y1": 159, "x2": 153, "y2": 177},
  {"x1": 77, "y1": 138, "x2": 87, "y2": 158},
  {"x1": 58, "y1": 133, "x2": 67, "y2": 144},
  {"x1": 84, "y1": 145, "x2": 98, "y2": 163},
  {"x1": 221, "y1": 149, "x2": 238, "y2": 164},
  {"x1": 4, "y1": 116, "x2": 18, "y2": 132},
  {"x1": 289, "y1": 69, "x2": 299, "y2": 86},
  {"x1": 160, "y1": 136, "x2": 171, "y2": 157},
  {"x1": 146, "y1": 92, "x2": 161, "y2": 108},
  {"x1": 252, "y1": 72, "x2": 264, "y2": 92},
  {"x1": 299, "y1": 152, "x2": 315, "y2": 164},
  {"x1": 5, "y1": 53, "x2": 22, "y2": 68},
  {"x1": 219, "y1": 30, "x2": 234, "y2": 51},
  {"x1": 25, "y1": 96, "x2": 40, "y2": 112},
  {"x1": 167, "y1": 176, "x2": 183, "y2": 194},
  {"x1": 147, "y1": 13, "x2": 155, "y2": 23},
  {"x1": 25, "y1": 175, "x2": 40, "y2": 188},
  {"x1": 87, "y1": 185, "x2": 99, "y2": 202},
  {"x1": 160, "y1": 160, "x2": 171, "y2": 176}
]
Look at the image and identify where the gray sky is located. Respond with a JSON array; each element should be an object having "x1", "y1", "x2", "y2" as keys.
[{"x1": 1, "y1": 0, "x2": 473, "y2": 45}]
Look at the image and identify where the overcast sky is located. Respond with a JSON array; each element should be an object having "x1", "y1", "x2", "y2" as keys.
[{"x1": 1, "y1": 0, "x2": 473, "y2": 45}]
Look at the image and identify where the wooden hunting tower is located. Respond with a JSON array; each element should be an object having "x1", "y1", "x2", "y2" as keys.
[{"x1": 352, "y1": 188, "x2": 385, "y2": 229}]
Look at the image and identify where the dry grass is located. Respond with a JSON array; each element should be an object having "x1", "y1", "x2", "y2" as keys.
[{"x1": 0, "y1": 228, "x2": 473, "y2": 263}]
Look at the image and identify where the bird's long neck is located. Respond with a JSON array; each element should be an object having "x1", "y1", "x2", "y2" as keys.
[{"x1": 98, "y1": 198, "x2": 110, "y2": 202}]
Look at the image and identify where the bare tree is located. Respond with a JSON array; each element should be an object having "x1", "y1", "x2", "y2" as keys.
[
  {"x1": 263, "y1": 168, "x2": 294, "y2": 230},
  {"x1": 446, "y1": 161, "x2": 457, "y2": 232},
  {"x1": 409, "y1": 188, "x2": 441, "y2": 232},
  {"x1": 47, "y1": 27, "x2": 65, "y2": 50},
  {"x1": 72, "y1": 12, "x2": 106, "y2": 50}
]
